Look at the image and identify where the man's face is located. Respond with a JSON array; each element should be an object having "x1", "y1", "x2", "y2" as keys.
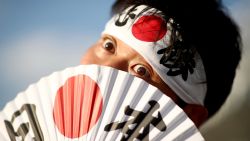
[
  {"x1": 81, "y1": 34, "x2": 179, "y2": 103},
  {"x1": 81, "y1": 34, "x2": 209, "y2": 127}
]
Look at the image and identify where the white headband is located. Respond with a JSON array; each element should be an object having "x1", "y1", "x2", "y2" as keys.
[{"x1": 102, "y1": 5, "x2": 207, "y2": 105}]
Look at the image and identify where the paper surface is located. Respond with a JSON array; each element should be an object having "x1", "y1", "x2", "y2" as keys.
[{"x1": 0, "y1": 65, "x2": 204, "y2": 141}]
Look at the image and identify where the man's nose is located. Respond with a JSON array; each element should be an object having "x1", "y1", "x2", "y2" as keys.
[
  {"x1": 80, "y1": 45, "x2": 132, "y2": 73},
  {"x1": 101, "y1": 57, "x2": 129, "y2": 72}
]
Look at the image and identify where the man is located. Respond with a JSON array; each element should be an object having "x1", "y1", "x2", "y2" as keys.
[{"x1": 81, "y1": 0, "x2": 242, "y2": 127}]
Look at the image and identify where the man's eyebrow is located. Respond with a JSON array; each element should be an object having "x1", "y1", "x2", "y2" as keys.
[{"x1": 102, "y1": 34, "x2": 117, "y2": 45}]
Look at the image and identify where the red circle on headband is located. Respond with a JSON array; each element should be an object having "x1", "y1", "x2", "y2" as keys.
[
  {"x1": 53, "y1": 75, "x2": 103, "y2": 138},
  {"x1": 132, "y1": 15, "x2": 167, "y2": 42}
]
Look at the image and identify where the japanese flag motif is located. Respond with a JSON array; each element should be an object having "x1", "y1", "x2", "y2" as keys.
[{"x1": 0, "y1": 65, "x2": 204, "y2": 141}]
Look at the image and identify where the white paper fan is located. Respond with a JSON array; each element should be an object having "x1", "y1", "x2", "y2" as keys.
[{"x1": 0, "y1": 65, "x2": 204, "y2": 141}]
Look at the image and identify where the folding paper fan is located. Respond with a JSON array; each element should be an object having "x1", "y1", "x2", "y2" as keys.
[{"x1": 0, "y1": 65, "x2": 204, "y2": 141}]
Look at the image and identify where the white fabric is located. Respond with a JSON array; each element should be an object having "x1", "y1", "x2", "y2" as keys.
[{"x1": 102, "y1": 5, "x2": 207, "y2": 105}]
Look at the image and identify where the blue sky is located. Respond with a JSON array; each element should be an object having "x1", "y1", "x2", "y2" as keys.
[
  {"x1": 0, "y1": 0, "x2": 114, "y2": 108},
  {"x1": 0, "y1": 0, "x2": 249, "y2": 110}
]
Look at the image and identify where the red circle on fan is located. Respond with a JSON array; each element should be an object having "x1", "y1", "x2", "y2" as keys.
[
  {"x1": 53, "y1": 75, "x2": 103, "y2": 138},
  {"x1": 132, "y1": 15, "x2": 167, "y2": 42}
]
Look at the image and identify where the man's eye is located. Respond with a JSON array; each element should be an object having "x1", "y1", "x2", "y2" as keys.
[
  {"x1": 133, "y1": 64, "x2": 150, "y2": 78},
  {"x1": 102, "y1": 39, "x2": 115, "y2": 53}
]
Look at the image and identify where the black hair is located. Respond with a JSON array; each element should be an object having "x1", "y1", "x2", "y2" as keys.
[{"x1": 111, "y1": 0, "x2": 242, "y2": 117}]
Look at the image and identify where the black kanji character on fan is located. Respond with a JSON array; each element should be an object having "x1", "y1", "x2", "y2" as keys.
[
  {"x1": 4, "y1": 104, "x2": 44, "y2": 141},
  {"x1": 104, "y1": 100, "x2": 166, "y2": 141}
]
